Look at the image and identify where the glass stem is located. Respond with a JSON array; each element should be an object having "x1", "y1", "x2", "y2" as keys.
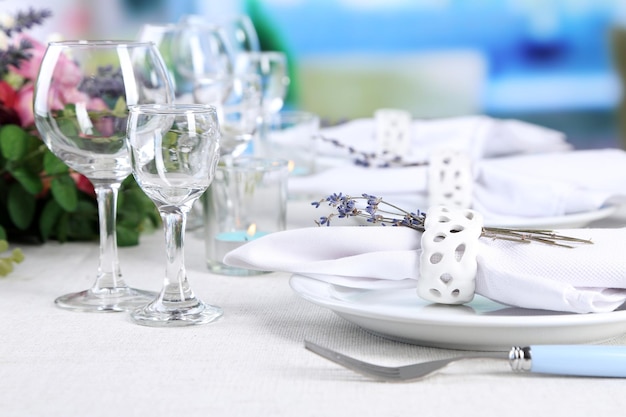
[
  {"x1": 159, "y1": 206, "x2": 196, "y2": 304},
  {"x1": 93, "y1": 182, "x2": 126, "y2": 291}
]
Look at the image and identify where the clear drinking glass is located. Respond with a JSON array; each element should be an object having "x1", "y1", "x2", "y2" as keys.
[
  {"x1": 235, "y1": 51, "x2": 289, "y2": 116},
  {"x1": 137, "y1": 23, "x2": 233, "y2": 104},
  {"x1": 172, "y1": 23, "x2": 233, "y2": 104},
  {"x1": 33, "y1": 41, "x2": 173, "y2": 312},
  {"x1": 126, "y1": 104, "x2": 222, "y2": 326},
  {"x1": 194, "y1": 72, "x2": 262, "y2": 159},
  {"x1": 180, "y1": 14, "x2": 261, "y2": 54}
]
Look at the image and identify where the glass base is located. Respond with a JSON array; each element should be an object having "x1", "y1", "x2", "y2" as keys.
[
  {"x1": 130, "y1": 299, "x2": 223, "y2": 327},
  {"x1": 54, "y1": 287, "x2": 157, "y2": 313},
  {"x1": 207, "y1": 260, "x2": 270, "y2": 276}
]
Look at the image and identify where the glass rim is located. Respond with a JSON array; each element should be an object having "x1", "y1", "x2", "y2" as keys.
[
  {"x1": 128, "y1": 103, "x2": 218, "y2": 115},
  {"x1": 240, "y1": 50, "x2": 286, "y2": 60},
  {"x1": 48, "y1": 40, "x2": 155, "y2": 48},
  {"x1": 217, "y1": 157, "x2": 289, "y2": 172}
]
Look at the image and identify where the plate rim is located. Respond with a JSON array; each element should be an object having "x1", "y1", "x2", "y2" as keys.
[
  {"x1": 289, "y1": 274, "x2": 626, "y2": 329},
  {"x1": 484, "y1": 205, "x2": 618, "y2": 229}
]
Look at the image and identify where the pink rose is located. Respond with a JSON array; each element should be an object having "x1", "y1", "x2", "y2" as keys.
[
  {"x1": 14, "y1": 83, "x2": 34, "y2": 127},
  {"x1": 53, "y1": 53, "x2": 83, "y2": 87},
  {"x1": 58, "y1": 87, "x2": 90, "y2": 105},
  {"x1": 11, "y1": 35, "x2": 83, "y2": 87},
  {"x1": 87, "y1": 97, "x2": 109, "y2": 111},
  {"x1": 9, "y1": 35, "x2": 47, "y2": 81}
]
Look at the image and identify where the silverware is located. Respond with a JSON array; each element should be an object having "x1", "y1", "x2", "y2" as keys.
[{"x1": 304, "y1": 340, "x2": 626, "y2": 381}]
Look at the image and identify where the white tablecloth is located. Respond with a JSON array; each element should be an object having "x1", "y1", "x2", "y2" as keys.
[{"x1": 2, "y1": 201, "x2": 626, "y2": 417}]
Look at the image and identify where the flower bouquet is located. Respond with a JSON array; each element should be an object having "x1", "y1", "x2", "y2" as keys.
[{"x1": 0, "y1": 9, "x2": 159, "y2": 275}]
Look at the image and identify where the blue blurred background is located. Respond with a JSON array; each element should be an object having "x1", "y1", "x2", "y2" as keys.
[{"x1": 8, "y1": 0, "x2": 626, "y2": 148}]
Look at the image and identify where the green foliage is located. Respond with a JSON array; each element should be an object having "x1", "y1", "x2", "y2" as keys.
[
  {"x1": 0, "y1": 239, "x2": 24, "y2": 277},
  {"x1": 0, "y1": 124, "x2": 159, "y2": 246}
]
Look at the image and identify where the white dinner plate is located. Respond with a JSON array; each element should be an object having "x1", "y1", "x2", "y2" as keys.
[
  {"x1": 290, "y1": 274, "x2": 626, "y2": 351},
  {"x1": 484, "y1": 205, "x2": 618, "y2": 229}
]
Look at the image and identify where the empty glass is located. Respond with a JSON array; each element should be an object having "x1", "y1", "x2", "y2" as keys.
[
  {"x1": 138, "y1": 23, "x2": 233, "y2": 104},
  {"x1": 236, "y1": 51, "x2": 290, "y2": 116},
  {"x1": 126, "y1": 104, "x2": 222, "y2": 326},
  {"x1": 33, "y1": 40, "x2": 173, "y2": 312},
  {"x1": 194, "y1": 73, "x2": 262, "y2": 159},
  {"x1": 180, "y1": 14, "x2": 261, "y2": 54}
]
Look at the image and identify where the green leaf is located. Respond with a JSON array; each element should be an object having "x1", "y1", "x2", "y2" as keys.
[
  {"x1": 55, "y1": 212, "x2": 69, "y2": 242},
  {"x1": 9, "y1": 167, "x2": 43, "y2": 195},
  {"x1": 43, "y1": 151, "x2": 69, "y2": 175},
  {"x1": 7, "y1": 183, "x2": 36, "y2": 230},
  {"x1": 22, "y1": 137, "x2": 46, "y2": 174},
  {"x1": 0, "y1": 225, "x2": 6, "y2": 240},
  {"x1": 0, "y1": 125, "x2": 27, "y2": 160},
  {"x1": 111, "y1": 97, "x2": 128, "y2": 118},
  {"x1": 116, "y1": 224, "x2": 139, "y2": 247},
  {"x1": 51, "y1": 175, "x2": 78, "y2": 212},
  {"x1": 40, "y1": 199, "x2": 63, "y2": 241}
]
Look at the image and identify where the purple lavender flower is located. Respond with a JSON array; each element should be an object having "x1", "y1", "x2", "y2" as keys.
[
  {"x1": 0, "y1": 9, "x2": 51, "y2": 77},
  {"x1": 311, "y1": 192, "x2": 593, "y2": 248},
  {"x1": 78, "y1": 66, "x2": 126, "y2": 100},
  {"x1": 0, "y1": 8, "x2": 52, "y2": 36},
  {"x1": 312, "y1": 193, "x2": 425, "y2": 231}
]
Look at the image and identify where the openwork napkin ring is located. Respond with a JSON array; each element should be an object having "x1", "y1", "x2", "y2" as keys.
[
  {"x1": 374, "y1": 108, "x2": 412, "y2": 157},
  {"x1": 418, "y1": 205, "x2": 483, "y2": 304},
  {"x1": 427, "y1": 149, "x2": 473, "y2": 209}
]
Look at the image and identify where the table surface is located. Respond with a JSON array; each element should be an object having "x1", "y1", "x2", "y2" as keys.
[{"x1": 2, "y1": 200, "x2": 626, "y2": 417}]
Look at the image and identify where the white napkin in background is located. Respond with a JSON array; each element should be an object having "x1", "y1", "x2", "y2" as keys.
[
  {"x1": 291, "y1": 148, "x2": 626, "y2": 218},
  {"x1": 223, "y1": 226, "x2": 626, "y2": 314},
  {"x1": 318, "y1": 115, "x2": 571, "y2": 162}
]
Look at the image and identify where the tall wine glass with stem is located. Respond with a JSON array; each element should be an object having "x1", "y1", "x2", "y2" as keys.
[
  {"x1": 194, "y1": 72, "x2": 262, "y2": 161},
  {"x1": 126, "y1": 103, "x2": 222, "y2": 326},
  {"x1": 33, "y1": 41, "x2": 174, "y2": 312},
  {"x1": 172, "y1": 23, "x2": 234, "y2": 104},
  {"x1": 180, "y1": 14, "x2": 261, "y2": 55}
]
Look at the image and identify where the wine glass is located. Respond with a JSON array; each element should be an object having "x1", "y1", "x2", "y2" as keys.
[
  {"x1": 180, "y1": 14, "x2": 261, "y2": 55},
  {"x1": 194, "y1": 72, "x2": 262, "y2": 160},
  {"x1": 171, "y1": 23, "x2": 234, "y2": 104},
  {"x1": 236, "y1": 51, "x2": 290, "y2": 117},
  {"x1": 33, "y1": 40, "x2": 174, "y2": 312},
  {"x1": 137, "y1": 23, "x2": 233, "y2": 104},
  {"x1": 126, "y1": 103, "x2": 222, "y2": 327},
  {"x1": 136, "y1": 23, "x2": 180, "y2": 96}
]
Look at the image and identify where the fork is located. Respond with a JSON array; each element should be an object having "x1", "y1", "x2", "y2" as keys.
[{"x1": 304, "y1": 340, "x2": 626, "y2": 381}]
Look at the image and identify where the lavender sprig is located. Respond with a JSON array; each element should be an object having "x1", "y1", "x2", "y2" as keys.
[
  {"x1": 0, "y1": 38, "x2": 32, "y2": 75},
  {"x1": 316, "y1": 135, "x2": 428, "y2": 168},
  {"x1": 1, "y1": 8, "x2": 52, "y2": 37},
  {"x1": 78, "y1": 65, "x2": 126, "y2": 99},
  {"x1": 312, "y1": 193, "x2": 593, "y2": 248},
  {"x1": 0, "y1": 9, "x2": 52, "y2": 76}
]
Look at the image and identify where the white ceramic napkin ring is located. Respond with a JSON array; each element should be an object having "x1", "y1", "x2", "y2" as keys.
[
  {"x1": 427, "y1": 149, "x2": 473, "y2": 208},
  {"x1": 374, "y1": 108, "x2": 412, "y2": 157},
  {"x1": 418, "y1": 205, "x2": 483, "y2": 305}
]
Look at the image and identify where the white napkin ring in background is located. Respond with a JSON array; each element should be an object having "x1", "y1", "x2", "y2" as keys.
[
  {"x1": 418, "y1": 205, "x2": 483, "y2": 305},
  {"x1": 374, "y1": 108, "x2": 412, "y2": 157},
  {"x1": 427, "y1": 149, "x2": 473, "y2": 208}
]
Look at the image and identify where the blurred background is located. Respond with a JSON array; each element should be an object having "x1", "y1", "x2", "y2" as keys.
[{"x1": 5, "y1": 0, "x2": 626, "y2": 149}]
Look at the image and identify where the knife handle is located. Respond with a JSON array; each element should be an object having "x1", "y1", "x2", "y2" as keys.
[{"x1": 509, "y1": 345, "x2": 626, "y2": 377}]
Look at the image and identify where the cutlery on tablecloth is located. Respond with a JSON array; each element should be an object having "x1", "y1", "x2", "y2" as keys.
[{"x1": 305, "y1": 340, "x2": 626, "y2": 382}]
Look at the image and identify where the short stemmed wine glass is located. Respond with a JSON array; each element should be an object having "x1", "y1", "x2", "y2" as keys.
[
  {"x1": 33, "y1": 41, "x2": 174, "y2": 312},
  {"x1": 126, "y1": 104, "x2": 222, "y2": 326}
]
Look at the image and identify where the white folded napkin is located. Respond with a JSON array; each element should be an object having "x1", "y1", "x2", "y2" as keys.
[
  {"x1": 291, "y1": 148, "x2": 626, "y2": 219},
  {"x1": 318, "y1": 115, "x2": 571, "y2": 163},
  {"x1": 223, "y1": 226, "x2": 626, "y2": 314}
]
